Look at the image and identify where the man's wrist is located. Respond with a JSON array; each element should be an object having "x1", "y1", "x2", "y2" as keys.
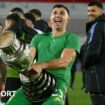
[{"x1": 41, "y1": 62, "x2": 48, "y2": 70}]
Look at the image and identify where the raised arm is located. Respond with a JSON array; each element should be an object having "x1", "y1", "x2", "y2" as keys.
[{"x1": 30, "y1": 48, "x2": 77, "y2": 74}]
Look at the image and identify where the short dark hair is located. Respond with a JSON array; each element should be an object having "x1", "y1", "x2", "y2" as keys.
[
  {"x1": 29, "y1": 9, "x2": 42, "y2": 17},
  {"x1": 6, "y1": 13, "x2": 21, "y2": 23},
  {"x1": 24, "y1": 13, "x2": 36, "y2": 25},
  {"x1": 88, "y1": 1, "x2": 103, "y2": 10},
  {"x1": 52, "y1": 4, "x2": 70, "y2": 15},
  {"x1": 10, "y1": 7, "x2": 24, "y2": 14}
]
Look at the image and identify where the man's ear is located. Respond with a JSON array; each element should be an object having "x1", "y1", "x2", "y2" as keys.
[
  {"x1": 100, "y1": 9, "x2": 103, "y2": 15},
  {"x1": 67, "y1": 16, "x2": 70, "y2": 23}
]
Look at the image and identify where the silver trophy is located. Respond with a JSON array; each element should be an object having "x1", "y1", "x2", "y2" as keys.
[{"x1": 0, "y1": 31, "x2": 56, "y2": 102}]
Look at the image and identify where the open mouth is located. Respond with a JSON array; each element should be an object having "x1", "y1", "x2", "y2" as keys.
[{"x1": 54, "y1": 18, "x2": 62, "y2": 26}]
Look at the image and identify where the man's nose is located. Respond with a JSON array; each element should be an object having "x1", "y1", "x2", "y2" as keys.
[{"x1": 55, "y1": 13, "x2": 61, "y2": 17}]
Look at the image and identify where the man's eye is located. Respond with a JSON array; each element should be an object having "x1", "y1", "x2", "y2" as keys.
[
  {"x1": 60, "y1": 12, "x2": 65, "y2": 15},
  {"x1": 88, "y1": 9, "x2": 95, "y2": 12},
  {"x1": 91, "y1": 10, "x2": 95, "y2": 12},
  {"x1": 53, "y1": 11, "x2": 57, "y2": 15}
]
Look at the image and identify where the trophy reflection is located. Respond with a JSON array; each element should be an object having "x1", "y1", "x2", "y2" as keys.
[{"x1": 0, "y1": 31, "x2": 56, "y2": 102}]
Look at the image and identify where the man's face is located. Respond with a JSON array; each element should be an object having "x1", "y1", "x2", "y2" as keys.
[
  {"x1": 25, "y1": 19, "x2": 33, "y2": 28},
  {"x1": 50, "y1": 7, "x2": 70, "y2": 30},
  {"x1": 88, "y1": 6, "x2": 103, "y2": 21},
  {"x1": 4, "y1": 19, "x2": 12, "y2": 30}
]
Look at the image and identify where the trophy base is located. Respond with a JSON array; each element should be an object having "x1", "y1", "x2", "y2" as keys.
[{"x1": 20, "y1": 71, "x2": 56, "y2": 102}]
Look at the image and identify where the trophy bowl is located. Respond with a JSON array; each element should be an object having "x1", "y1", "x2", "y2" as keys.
[{"x1": 0, "y1": 31, "x2": 32, "y2": 71}]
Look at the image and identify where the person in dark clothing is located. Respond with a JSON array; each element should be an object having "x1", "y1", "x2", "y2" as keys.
[
  {"x1": 24, "y1": 12, "x2": 43, "y2": 34},
  {"x1": 6, "y1": 13, "x2": 38, "y2": 43},
  {"x1": 9, "y1": 7, "x2": 38, "y2": 43},
  {"x1": 4, "y1": 13, "x2": 24, "y2": 39},
  {"x1": 29, "y1": 9, "x2": 52, "y2": 33},
  {"x1": 82, "y1": 1, "x2": 105, "y2": 105}
]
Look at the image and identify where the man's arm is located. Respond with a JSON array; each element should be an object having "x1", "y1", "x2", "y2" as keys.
[
  {"x1": 43, "y1": 48, "x2": 76, "y2": 69},
  {"x1": 30, "y1": 48, "x2": 77, "y2": 74},
  {"x1": 30, "y1": 47, "x2": 36, "y2": 62}
]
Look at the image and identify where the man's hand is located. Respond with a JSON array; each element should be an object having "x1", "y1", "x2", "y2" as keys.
[{"x1": 30, "y1": 63, "x2": 43, "y2": 74}]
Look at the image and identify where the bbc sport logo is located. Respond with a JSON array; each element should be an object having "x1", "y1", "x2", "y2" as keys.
[
  {"x1": 0, "y1": 91, "x2": 16, "y2": 97},
  {"x1": 0, "y1": 91, "x2": 16, "y2": 105}
]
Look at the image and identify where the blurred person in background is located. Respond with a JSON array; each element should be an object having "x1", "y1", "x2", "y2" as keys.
[
  {"x1": 24, "y1": 12, "x2": 43, "y2": 33},
  {"x1": 29, "y1": 8, "x2": 52, "y2": 33},
  {"x1": 82, "y1": 1, "x2": 105, "y2": 105},
  {"x1": 9, "y1": 7, "x2": 38, "y2": 44},
  {"x1": 6, "y1": 4, "x2": 80, "y2": 105},
  {"x1": 4, "y1": 13, "x2": 24, "y2": 40},
  {"x1": 24, "y1": 12, "x2": 43, "y2": 43}
]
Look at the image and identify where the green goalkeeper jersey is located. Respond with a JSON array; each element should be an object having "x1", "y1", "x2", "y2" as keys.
[{"x1": 30, "y1": 32, "x2": 80, "y2": 93}]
